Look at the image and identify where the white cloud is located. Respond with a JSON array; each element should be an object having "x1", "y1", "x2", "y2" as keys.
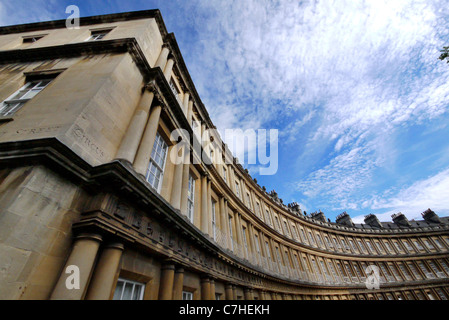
[
  {"x1": 352, "y1": 168, "x2": 449, "y2": 223},
  {"x1": 185, "y1": 0, "x2": 449, "y2": 143},
  {"x1": 3, "y1": 0, "x2": 448, "y2": 219},
  {"x1": 176, "y1": 0, "x2": 449, "y2": 218}
]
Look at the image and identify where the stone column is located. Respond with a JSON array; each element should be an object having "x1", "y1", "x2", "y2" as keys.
[
  {"x1": 207, "y1": 180, "x2": 213, "y2": 237},
  {"x1": 230, "y1": 167, "x2": 236, "y2": 192},
  {"x1": 235, "y1": 214, "x2": 243, "y2": 258},
  {"x1": 182, "y1": 92, "x2": 190, "y2": 116},
  {"x1": 201, "y1": 176, "x2": 209, "y2": 234},
  {"x1": 201, "y1": 123, "x2": 206, "y2": 142},
  {"x1": 201, "y1": 277, "x2": 211, "y2": 300},
  {"x1": 170, "y1": 145, "x2": 185, "y2": 210},
  {"x1": 50, "y1": 233, "x2": 102, "y2": 300},
  {"x1": 244, "y1": 288, "x2": 253, "y2": 300},
  {"x1": 232, "y1": 285, "x2": 237, "y2": 300},
  {"x1": 249, "y1": 190, "x2": 257, "y2": 214},
  {"x1": 133, "y1": 105, "x2": 162, "y2": 177},
  {"x1": 180, "y1": 150, "x2": 190, "y2": 216},
  {"x1": 225, "y1": 283, "x2": 233, "y2": 300},
  {"x1": 158, "y1": 262, "x2": 176, "y2": 300},
  {"x1": 219, "y1": 198, "x2": 227, "y2": 249},
  {"x1": 163, "y1": 58, "x2": 175, "y2": 81},
  {"x1": 210, "y1": 279, "x2": 216, "y2": 300},
  {"x1": 248, "y1": 289, "x2": 254, "y2": 300},
  {"x1": 85, "y1": 242, "x2": 124, "y2": 300},
  {"x1": 187, "y1": 101, "x2": 194, "y2": 125},
  {"x1": 115, "y1": 90, "x2": 155, "y2": 164},
  {"x1": 248, "y1": 225, "x2": 256, "y2": 256},
  {"x1": 173, "y1": 267, "x2": 185, "y2": 300},
  {"x1": 224, "y1": 199, "x2": 230, "y2": 249},
  {"x1": 155, "y1": 47, "x2": 170, "y2": 70}
]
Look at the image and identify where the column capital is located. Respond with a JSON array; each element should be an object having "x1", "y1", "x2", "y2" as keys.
[
  {"x1": 162, "y1": 42, "x2": 172, "y2": 50},
  {"x1": 75, "y1": 233, "x2": 102, "y2": 243},
  {"x1": 161, "y1": 260, "x2": 176, "y2": 271},
  {"x1": 105, "y1": 242, "x2": 124, "y2": 251},
  {"x1": 175, "y1": 267, "x2": 185, "y2": 274},
  {"x1": 143, "y1": 80, "x2": 157, "y2": 93},
  {"x1": 143, "y1": 81, "x2": 167, "y2": 112},
  {"x1": 200, "y1": 274, "x2": 211, "y2": 282}
]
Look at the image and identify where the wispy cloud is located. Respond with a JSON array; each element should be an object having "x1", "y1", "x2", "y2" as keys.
[
  {"x1": 0, "y1": 0, "x2": 62, "y2": 26},
  {"x1": 2, "y1": 0, "x2": 448, "y2": 221},
  {"x1": 178, "y1": 0, "x2": 449, "y2": 220}
]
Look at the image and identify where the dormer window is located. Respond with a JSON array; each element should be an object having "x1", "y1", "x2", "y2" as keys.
[
  {"x1": 87, "y1": 29, "x2": 112, "y2": 41},
  {"x1": 22, "y1": 35, "x2": 45, "y2": 44},
  {"x1": 23, "y1": 36, "x2": 43, "y2": 43}
]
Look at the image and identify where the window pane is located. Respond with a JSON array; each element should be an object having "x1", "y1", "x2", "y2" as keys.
[
  {"x1": 121, "y1": 282, "x2": 134, "y2": 300},
  {"x1": 112, "y1": 281, "x2": 124, "y2": 300},
  {"x1": 132, "y1": 285, "x2": 142, "y2": 300}
]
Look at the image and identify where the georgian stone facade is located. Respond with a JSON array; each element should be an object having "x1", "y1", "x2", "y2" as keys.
[{"x1": 0, "y1": 10, "x2": 448, "y2": 300}]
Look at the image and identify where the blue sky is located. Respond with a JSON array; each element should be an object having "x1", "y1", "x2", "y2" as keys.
[{"x1": 1, "y1": 0, "x2": 449, "y2": 224}]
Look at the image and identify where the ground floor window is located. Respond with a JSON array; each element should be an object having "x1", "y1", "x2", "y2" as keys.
[
  {"x1": 113, "y1": 278, "x2": 145, "y2": 300},
  {"x1": 183, "y1": 291, "x2": 193, "y2": 300}
]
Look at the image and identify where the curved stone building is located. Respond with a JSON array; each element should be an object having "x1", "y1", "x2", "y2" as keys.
[{"x1": 0, "y1": 10, "x2": 448, "y2": 300}]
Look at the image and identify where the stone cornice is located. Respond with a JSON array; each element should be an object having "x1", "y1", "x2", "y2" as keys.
[
  {"x1": 0, "y1": 138, "x2": 307, "y2": 287},
  {"x1": 0, "y1": 38, "x2": 445, "y2": 249},
  {"x1": 2, "y1": 10, "x2": 444, "y2": 239},
  {"x1": 4, "y1": 138, "x2": 445, "y2": 291},
  {"x1": 164, "y1": 33, "x2": 215, "y2": 130},
  {"x1": 0, "y1": 9, "x2": 168, "y2": 38}
]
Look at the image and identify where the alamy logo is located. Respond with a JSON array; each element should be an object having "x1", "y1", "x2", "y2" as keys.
[
  {"x1": 365, "y1": 265, "x2": 380, "y2": 290},
  {"x1": 65, "y1": 265, "x2": 80, "y2": 290},
  {"x1": 169, "y1": 124, "x2": 279, "y2": 176},
  {"x1": 66, "y1": 5, "x2": 80, "y2": 30}
]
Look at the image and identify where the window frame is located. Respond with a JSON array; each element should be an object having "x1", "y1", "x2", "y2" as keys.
[
  {"x1": 22, "y1": 34, "x2": 46, "y2": 43},
  {"x1": 211, "y1": 199, "x2": 217, "y2": 241},
  {"x1": 182, "y1": 291, "x2": 194, "y2": 300},
  {"x1": 187, "y1": 173, "x2": 195, "y2": 223},
  {"x1": 145, "y1": 132, "x2": 169, "y2": 192},
  {"x1": 113, "y1": 278, "x2": 145, "y2": 301},
  {"x1": 86, "y1": 28, "x2": 113, "y2": 41},
  {"x1": 0, "y1": 78, "x2": 54, "y2": 117}
]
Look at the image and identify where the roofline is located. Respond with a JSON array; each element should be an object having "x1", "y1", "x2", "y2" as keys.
[{"x1": 0, "y1": 9, "x2": 169, "y2": 38}]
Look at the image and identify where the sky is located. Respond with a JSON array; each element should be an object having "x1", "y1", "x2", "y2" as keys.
[{"x1": 1, "y1": 0, "x2": 449, "y2": 224}]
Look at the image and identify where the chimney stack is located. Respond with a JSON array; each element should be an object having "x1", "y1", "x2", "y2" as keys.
[
  {"x1": 391, "y1": 212, "x2": 411, "y2": 228},
  {"x1": 364, "y1": 214, "x2": 382, "y2": 228},
  {"x1": 336, "y1": 212, "x2": 354, "y2": 227}
]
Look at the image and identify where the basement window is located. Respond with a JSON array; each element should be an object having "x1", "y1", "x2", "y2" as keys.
[
  {"x1": 182, "y1": 291, "x2": 193, "y2": 300},
  {"x1": 113, "y1": 278, "x2": 145, "y2": 300}
]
